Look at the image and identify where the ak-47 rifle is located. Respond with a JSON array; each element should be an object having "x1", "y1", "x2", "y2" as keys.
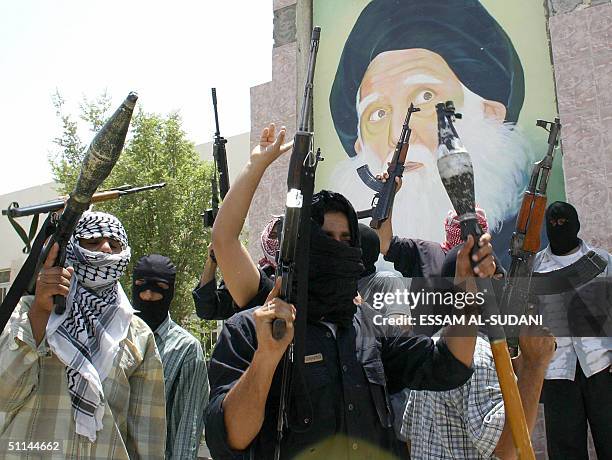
[
  {"x1": 500, "y1": 119, "x2": 561, "y2": 347},
  {"x1": 3, "y1": 183, "x2": 166, "y2": 219},
  {"x1": 202, "y1": 88, "x2": 230, "y2": 227},
  {"x1": 0, "y1": 92, "x2": 138, "y2": 331},
  {"x1": 3, "y1": 183, "x2": 165, "y2": 253},
  {"x1": 435, "y1": 101, "x2": 536, "y2": 460},
  {"x1": 356, "y1": 103, "x2": 420, "y2": 228},
  {"x1": 272, "y1": 27, "x2": 322, "y2": 460}
]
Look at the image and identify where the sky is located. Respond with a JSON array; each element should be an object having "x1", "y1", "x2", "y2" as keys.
[{"x1": 0, "y1": 0, "x2": 273, "y2": 195}]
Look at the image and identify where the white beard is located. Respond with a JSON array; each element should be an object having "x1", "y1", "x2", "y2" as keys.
[{"x1": 330, "y1": 107, "x2": 533, "y2": 242}]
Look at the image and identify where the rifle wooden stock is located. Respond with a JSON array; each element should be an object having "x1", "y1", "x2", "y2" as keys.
[
  {"x1": 523, "y1": 194, "x2": 547, "y2": 253},
  {"x1": 515, "y1": 193, "x2": 534, "y2": 233},
  {"x1": 91, "y1": 190, "x2": 121, "y2": 203}
]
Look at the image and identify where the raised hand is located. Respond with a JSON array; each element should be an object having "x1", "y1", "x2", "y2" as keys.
[{"x1": 250, "y1": 123, "x2": 294, "y2": 167}]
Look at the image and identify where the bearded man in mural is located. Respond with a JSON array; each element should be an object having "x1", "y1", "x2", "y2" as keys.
[{"x1": 330, "y1": 0, "x2": 534, "y2": 265}]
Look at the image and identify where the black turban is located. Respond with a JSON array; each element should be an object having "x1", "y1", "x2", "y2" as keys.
[{"x1": 330, "y1": 0, "x2": 525, "y2": 158}]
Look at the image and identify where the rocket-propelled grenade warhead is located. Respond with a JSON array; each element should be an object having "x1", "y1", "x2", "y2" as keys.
[
  {"x1": 50, "y1": 91, "x2": 138, "y2": 314},
  {"x1": 435, "y1": 101, "x2": 482, "y2": 244},
  {"x1": 70, "y1": 92, "x2": 138, "y2": 208}
]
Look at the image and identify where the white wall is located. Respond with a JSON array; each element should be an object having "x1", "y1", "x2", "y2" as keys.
[
  {"x1": 195, "y1": 131, "x2": 251, "y2": 188},
  {"x1": 0, "y1": 182, "x2": 58, "y2": 284}
]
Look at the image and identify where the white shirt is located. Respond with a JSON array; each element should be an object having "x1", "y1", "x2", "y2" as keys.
[{"x1": 533, "y1": 241, "x2": 612, "y2": 380}]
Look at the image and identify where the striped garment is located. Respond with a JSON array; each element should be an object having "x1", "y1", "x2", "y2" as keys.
[
  {"x1": 533, "y1": 241, "x2": 612, "y2": 380},
  {"x1": 401, "y1": 335, "x2": 505, "y2": 459},
  {"x1": 0, "y1": 296, "x2": 166, "y2": 460},
  {"x1": 154, "y1": 316, "x2": 209, "y2": 460}
]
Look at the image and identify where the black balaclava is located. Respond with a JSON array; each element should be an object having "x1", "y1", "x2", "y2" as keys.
[
  {"x1": 546, "y1": 201, "x2": 581, "y2": 256},
  {"x1": 307, "y1": 191, "x2": 364, "y2": 326},
  {"x1": 358, "y1": 223, "x2": 379, "y2": 277},
  {"x1": 132, "y1": 254, "x2": 176, "y2": 331}
]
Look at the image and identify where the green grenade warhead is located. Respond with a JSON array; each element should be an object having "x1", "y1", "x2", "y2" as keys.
[
  {"x1": 71, "y1": 92, "x2": 138, "y2": 209},
  {"x1": 52, "y1": 91, "x2": 138, "y2": 314}
]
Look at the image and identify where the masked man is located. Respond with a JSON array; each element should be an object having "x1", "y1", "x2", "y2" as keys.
[
  {"x1": 0, "y1": 211, "x2": 166, "y2": 459},
  {"x1": 205, "y1": 190, "x2": 497, "y2": 459},
  {"x1": 132, "y1": 254, "x2": 209, "y2": 460},
  {"x1": 534, "y1": 201, "x2": 612, "y2": 458}
]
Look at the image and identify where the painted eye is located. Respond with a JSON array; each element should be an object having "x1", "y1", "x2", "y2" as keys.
[
  {"x1": 414, "y1": 90, "x2": 435, "y2": 105},
  {"x1": 368, "y1": 108, "x2": 387, "y2": 122}
]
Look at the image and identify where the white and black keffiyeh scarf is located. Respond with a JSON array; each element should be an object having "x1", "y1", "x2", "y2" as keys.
[{"x1": 46, "y1": 211, "x2": 133, "y2": 442}]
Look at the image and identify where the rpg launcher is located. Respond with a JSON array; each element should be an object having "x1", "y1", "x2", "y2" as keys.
[
  {"x1": 0, "y1": 92, "x2": 138, "y2": 332},
  {"x1": 202, "y1": 88, "x2": 230, "y2": 227},
  {"x1": 272, "y1": 26, "x2": 322, "y2": 460},
  {"x1": 435, "y1": 100, "x2": 536, "y2": 460},
  {"x1": 42, "y1": 92, "x2": 138, "y2": 315},
  {"x1": 356, "y1": 103, "x2": 420, "y2": 228}
]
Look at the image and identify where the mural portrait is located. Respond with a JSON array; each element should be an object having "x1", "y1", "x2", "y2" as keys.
[{"x1": 314, "y1": 0, "x2": 564, "y2": 266}]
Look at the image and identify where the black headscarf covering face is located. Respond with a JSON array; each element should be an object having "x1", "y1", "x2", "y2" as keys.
[
  {"x1": 132, "y1": 254, "x2": 176, "y2": 331},
  {"x1": 307, "y1": 191, "x2": 364, "y2": 326},
  {"x1": 545, "y1": 201, "x2": 581, "y2": 256},
  {"x1": 330, "y1": 0, "x2": 525, "y2": 159},
  {"x1": 358, "y1": 223, "x2": 380, "y2": 277}
]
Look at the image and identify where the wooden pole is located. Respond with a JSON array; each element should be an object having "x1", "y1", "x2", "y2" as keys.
[{"x1": 490, "y1": 340, "x2": 536, "y2": 460}]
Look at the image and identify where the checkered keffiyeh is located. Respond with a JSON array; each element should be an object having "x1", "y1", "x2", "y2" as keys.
[
  {"x1": 440, "y1": 207, "x2": 489, "y2": 252},
  {"x1": 258, "y1": 217, "x2": 281, "y2": 270},
  {"x1": 46, "y1": 211, "x2": 133, "y2": 442}
]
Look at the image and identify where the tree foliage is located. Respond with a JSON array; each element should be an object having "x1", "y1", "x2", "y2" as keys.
[{"x1": 50, "y1": 92, "x2": 220, "y2": 356}]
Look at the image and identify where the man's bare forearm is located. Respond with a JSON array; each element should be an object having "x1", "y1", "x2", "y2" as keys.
[
  {"x1": 27, "y1": 305, "x2": 50, "y2": 346},
  {"x1": 211, "y1": 160, "x2": 268, "y2": 306},
  {"x1": 199, "y1": 259, "x2": 217, "y2": 288},
  {"x1": 222, "y1": 351, "x2": 279, "y2": 450},
  {"x1": 440, "y1": 324, "x2": 477, "y2": 368},
  {"x1": 376, "y1": 211, "x2": 393, "y2": 255},
  {"x1": 493, "y1": 363, "x2": 547, "y2": 459}
]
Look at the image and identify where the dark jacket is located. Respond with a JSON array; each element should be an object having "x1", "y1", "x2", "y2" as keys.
[
  {"x1": 204, "y1": 305, "x2": 473, "y2": 459},
  {"x1": 384, "y1": 237, "x2": 447, "y2": 278},
  {"x1": 193, "y1": 266, "x2": 275, "y2": 320}
]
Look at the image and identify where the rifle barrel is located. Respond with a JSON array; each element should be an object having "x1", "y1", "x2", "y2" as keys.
[
  {"x1": 212, "y1": 88, "x2": 221, "y2": 137},
  {"x1": 3, "y1": 183, "x2": 166, "y2": 219}
]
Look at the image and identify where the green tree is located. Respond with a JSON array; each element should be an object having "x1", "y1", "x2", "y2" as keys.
[{"x1": 50, "y1": 92, "x2": 220, "y2": 356}]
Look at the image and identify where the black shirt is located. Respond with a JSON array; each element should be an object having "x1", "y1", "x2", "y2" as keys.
[
  {"x1": 204, "y1": 305, "x2": 473, "y2": 459},
  {"x1": 193, "y1": 266, "x2": 275, "y2": 320}
]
